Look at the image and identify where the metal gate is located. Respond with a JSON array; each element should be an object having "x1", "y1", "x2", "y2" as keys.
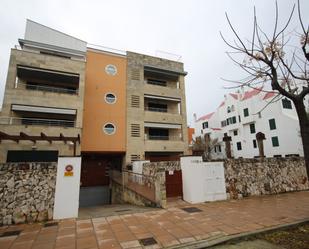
[
  {"x1": 79, "y1": 158, "x2": 110, "y2": 207},
  {"x1": 165, "y1": 170, "x2": 183, "y2": 198}
]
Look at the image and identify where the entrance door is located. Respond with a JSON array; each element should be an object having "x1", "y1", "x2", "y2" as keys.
[
  {"x1": 79, "y1": 158, "x2": 110, "y2": 207},
  {"x1": 165, "y1": 170, "x2": 183, "y2": 198}
]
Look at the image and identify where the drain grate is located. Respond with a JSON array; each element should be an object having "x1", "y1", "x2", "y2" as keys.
[
  {"x1": 0, "y1": 230, "x2": 21, "y2": 237},
  {"x1": 139, "y1": 237, "x2": 157, "y2": 246},
  {"x1": 182, "y1": 207, "x2": 203, "y2": 213},
  {"x1": 44, "y1": 222, "x2": 58, "y2": 227}
]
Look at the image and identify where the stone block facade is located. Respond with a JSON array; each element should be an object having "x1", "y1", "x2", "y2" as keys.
[
  {"x1": 0, "y1": 162, "x2": 57, "y2": 225},
  {"x1": 225, "y1": 157, "x2": 309, "y2": 199}
]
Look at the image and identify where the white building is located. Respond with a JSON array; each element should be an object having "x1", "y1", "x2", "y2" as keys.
[{"x1": 194, "y1": 87, "x2": 304, "y2": 159}]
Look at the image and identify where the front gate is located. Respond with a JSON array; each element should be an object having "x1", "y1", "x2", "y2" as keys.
[
  {"x1": 165, "y1": 170, "x2": 183, "y2": 198},
  {"x1": 79, "y1": 158, "x2": 110, "y2": 207}
]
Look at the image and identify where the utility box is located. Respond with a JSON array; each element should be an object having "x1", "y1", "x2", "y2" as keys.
[{"x1": 181, "y1": 156, "x2": 227, "y2": 204}]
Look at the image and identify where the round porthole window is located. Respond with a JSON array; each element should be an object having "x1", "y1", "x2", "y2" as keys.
[
  {"x1": 105, "y1": 93, "x2": 116, "y2": 104},
  {"x1": 103, "y1": 123, "x2": 116, "y2": 135},
  {"x1": 105, "y1": 64, "x2": 117, "y2": 75}
]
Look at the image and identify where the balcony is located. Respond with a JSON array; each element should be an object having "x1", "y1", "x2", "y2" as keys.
[
  {"x1": 16, "y1": 65, "x2": 79, "y2": 95},
  {"x1": 0, "y1": 117, "x2": 75, "y2": 127}
]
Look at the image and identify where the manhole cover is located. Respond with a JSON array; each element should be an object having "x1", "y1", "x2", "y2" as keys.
[
  {"x1": 44, "y1": 222, "x2": 58, "y2": 227},
  {"x1": 139, "y1": 237, "x2": 157, "y2": 246},
  {"x1": 182, "y1": 207, "x2": 203, "y2": 213},
  {"x1": 0, "y1": 230, "x2": 21, "y2": 237}
]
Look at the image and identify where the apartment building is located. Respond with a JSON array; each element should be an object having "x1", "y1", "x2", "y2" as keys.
[
  {"x1": 194, "y1": 87, "x2": 304, "y2": 159},
  {"x1": 0, "y1": 20, "x2": 86, "y2": 162},
  {"x1": 0, "y1": 20, "x2": 189, "y2": 206}
]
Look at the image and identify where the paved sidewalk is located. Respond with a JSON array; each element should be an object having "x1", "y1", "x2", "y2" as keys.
[{"x1": 0, "y1": 191, "x2": 309, "y2": 249}]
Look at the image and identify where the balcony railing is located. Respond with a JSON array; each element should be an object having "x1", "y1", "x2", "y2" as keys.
[
  {"x1": 144, "y1": 106, "x2": 180, "y2": 114},
  {"x1": 0, "y1": 117, "x2": 75, "y2": 127},
  {"x1": 17, "y1": 82, "x2": 78, "y2": 95},
  {"x1": 145, "y1": 135, "x2": 182, "y2": 141}
]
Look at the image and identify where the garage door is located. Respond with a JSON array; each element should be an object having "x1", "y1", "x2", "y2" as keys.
[{"x1": 165, "y1": 170, "x2": 183, "y2": 198}]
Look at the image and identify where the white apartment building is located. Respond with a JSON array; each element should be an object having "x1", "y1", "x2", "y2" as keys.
[{"x1": 194, "y1": 87, "x2": 304, "y2": 159}]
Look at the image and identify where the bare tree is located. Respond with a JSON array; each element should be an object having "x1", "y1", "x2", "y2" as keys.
[
  {"x1": 192, "y1": 134, "x2": 219, "y2": 161},
  {"x1": 221, "y1": 0, "x2": 309, "y2": 179}
]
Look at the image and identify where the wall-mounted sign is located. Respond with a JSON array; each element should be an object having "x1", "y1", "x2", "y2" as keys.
[
  {"x1": 168, "y1": 170, "x2": 174, "y2": 175},
  {"x1": 64, "y1": 164, "x2": 74, "y2": 177}
]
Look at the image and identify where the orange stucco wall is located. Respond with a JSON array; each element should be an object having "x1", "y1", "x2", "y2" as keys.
[{"x1": 81, "y1": 50, "x2": 126, "y2": 152}]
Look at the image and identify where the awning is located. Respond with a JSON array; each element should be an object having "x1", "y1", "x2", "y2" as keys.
[
  {"x1": 144, "y1": 65, "x2": 187, "y2": 81},
  {"x1": 17, "y1": 65, "x2": 79, "y2": 85},
  {"x1": 144, "y1": 94, "x2": 181, "y2": 102},
  {"x1": 144, "y1": 122, "x2": 181, "y2": 129},
  {"x1": 12, "y1": 104, "x2": 76, "y2": 115}
]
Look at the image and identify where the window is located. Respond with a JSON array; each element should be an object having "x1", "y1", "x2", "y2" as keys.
[
  {"x1": 250, "y1": 123, "x2": 256, "y2": 134},
  {"x1": 105, "y1": 93, "x2": 116, "y2": 104},
  {"x1": 202, "y1": 122, "x2": 208, "y2": 129},
  {"x1": 253, "y1": 139, "x2": 257, "y2": 148},
  {"x1": 232, "y1": 116, "x2": 236, "y2": 124},
  {"x1": 221, "y1": 120, "x2": 227, "y2": 127},
  {"x1": 271, "y1": 136, "x2": 279, "y2": 147},
  {"x1": 218, "y1": 145, "x2": 222, "y2": 152},
  {"x1": 233, "y1": 130, "x2": 238, "y2": 136},
  {"x1": 147, "y1": 102, "x2": 167, "y2": 112},
  {"x1": 236, "y1": 142, "x2": 242, "y2": 150},
  {"x1": 282, "y1": 98, "x2": 292, "y2": 109},
  {"x1": 269, "y1": 119, "x2": 276, "y2": 130},
  {"x1": 238, "y1": 115, "x2": 241, "y2": 122},
  {"x1": 148, "y1": 128, "x2": 169, "y2": 140},
  {"x1": 243, "y1": 108, "x2": 249, "y2": 117},
  {"x1": 227, "y1": 106, "x2": 231, "y2": 113},
  {"x1": 103, "y1": 123, "x2": 116, "y2": 135},
  {"x1": 105, "y1": 64, "x2": 117, "y2": 75}
]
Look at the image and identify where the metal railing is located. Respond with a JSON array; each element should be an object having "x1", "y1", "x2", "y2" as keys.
[
  {"x1": 0, "y1": 117, "x2": 75, "y2": 127},
  {"x1": 17, "y1": 82, "x2": 78, "y2": 95},
  {"x1": 146, "y1": 135, "x2": 182, "y2": 141},
  {"x1": 110, "y1": 170, "x2": 156, "y2": 202},
  {"x1": 144, "y1": 106, "x2": 180, "y2": 114}
]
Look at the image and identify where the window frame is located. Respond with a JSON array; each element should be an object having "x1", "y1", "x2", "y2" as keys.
[
  {"x1": 105, "y1": 93, "x2": 117, "y2": 104},
  {"x1": 243, "y1": 108, "x2": 249, "y2": 117},
  {"x1": 103, "y1": 123, "x2": 116, "y2": 135},
  {"x1": 271, "y1": 136, "x2": 279, "y2": 147},
  {"x1": 269, "y1": 118, "x2": 276, "y2": 130}
]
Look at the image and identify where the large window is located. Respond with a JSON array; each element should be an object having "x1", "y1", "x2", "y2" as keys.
[
  {"x1": 243, "y1": 108, "x2": 249, "y2": 117},
  {"x1": 250, "y1": 123, "x2": 256, "y2": 134},
  {"x1": 236, "y1": 142, "x2": 242, "y2": 150},
  {"x1": 272, "y1": 136, "x2": 279, "y2": 147},
  {"x1": 282, "y1": 98, "x2": 292, "y2": 109},
  {"x1": 269, "y1": 119, "x2": 276, "y2": 130},
  {"x1": 202, "y1": 121, "x2": 208, "y2": 129},
  {"x1": 148, "y1": 128, "x2": 169, "y2": 140},
  {"x1": 147, "y1": 102, "x2": 167, "y2": 112}
]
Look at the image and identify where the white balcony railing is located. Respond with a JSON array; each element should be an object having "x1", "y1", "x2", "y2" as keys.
[
  {"x1": 17, "y1": 82, "x2": 78, "y2": 95},
  {"x1": 0, "y1": 117, "x2": 75, "y2": 127}
]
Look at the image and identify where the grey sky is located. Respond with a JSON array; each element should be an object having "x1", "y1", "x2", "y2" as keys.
[{"x1": 0, "y1": 0, "x2": 308, "y2": 126}]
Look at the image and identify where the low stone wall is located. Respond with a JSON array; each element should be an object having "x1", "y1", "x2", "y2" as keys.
[
  {"x1": 142, "y1": 161, "x2": 180, "y2": 176},
  {"x1": 111, "y1": 181, "x2": 157, "y2": 207},
  {"x1": 225, "y1": 158, "x2": 309, "y2": 199},
  {"x1": 0, "y1": 162, "x2": 57, "y2": 225}
]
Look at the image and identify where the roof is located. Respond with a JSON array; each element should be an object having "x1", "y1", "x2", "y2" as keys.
[
  {"x1": 218, "y1": 101, "x2": 225, "y2": 108},
  {"x1": 263, "y1": 91, "x2": 277, "y2": 100},
  {"x1": 242, "y1": 87, "x2": 263, "y2": 101},
  {"x1": 211, "y1": 128, "x2": 222, "y2": 131},
  {"x1": 230, "y1": 93, "x2": 238, "y2": 100},
  {"x1": 196, "y1": 112, "x2": 215, "y2": 122}
]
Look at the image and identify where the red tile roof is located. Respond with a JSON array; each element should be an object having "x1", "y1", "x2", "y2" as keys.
[
  {"x1": 263, "y1": 91, "x2": 277, "y2": 100},
  {"x1": 242, "y1": 87, "x2": 263, "y2": 101},
  {"x1": 211, "y1": 128, "x2": 222, "y2": 131},
  {"x1": 230, "y1": 93, "x2": 238, "y2": 100},
  {"x1": 196, "y1": 112, "x2": 215, "y2": 122},
  {"x1": 218, "y1": 101, "x2": 225, "y2": 108}
]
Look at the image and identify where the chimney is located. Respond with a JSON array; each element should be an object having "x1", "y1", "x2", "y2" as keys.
[{"x1": 193, "y1": 113, "x2": 197, "y2": 122}]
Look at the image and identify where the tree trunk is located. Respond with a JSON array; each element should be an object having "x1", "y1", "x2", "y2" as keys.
[{"x1": 293, "y1": 99, "x2": 309, "y2": 181}]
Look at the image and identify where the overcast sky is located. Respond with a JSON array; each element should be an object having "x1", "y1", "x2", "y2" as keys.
[{"x1": 0, "y1": 0, "x2": 308, "y2": 126}]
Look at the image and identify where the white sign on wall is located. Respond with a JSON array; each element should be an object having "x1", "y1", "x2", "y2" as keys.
[{"x1": 53, "y1": 157, "x2": 81, "y2": 219}]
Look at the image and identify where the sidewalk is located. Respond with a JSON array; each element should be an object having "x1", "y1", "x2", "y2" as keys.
[{"x1": 0, "y1": 191, "x2": 308, "y2": 249}]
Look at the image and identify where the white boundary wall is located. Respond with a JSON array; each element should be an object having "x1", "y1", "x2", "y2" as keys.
[
  {"x1": 181, "y1": 156, "x2": 227, "y2": 204},
  {"x1": 53, "y1": 157, "x2": 81, "y2": 219}
]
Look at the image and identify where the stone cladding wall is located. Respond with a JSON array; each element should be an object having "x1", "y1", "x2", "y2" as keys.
[{"x1": 0, "y1": 162, "x2": 57, "y2": 225}]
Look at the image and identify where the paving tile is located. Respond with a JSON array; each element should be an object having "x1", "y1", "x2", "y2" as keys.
[
  {"x1": 98, "y1": 239, "x2": 121, "y2": 249},
  {"x1": 32, "y1": 241, "x2": 55, "y2": 249},
  {"x1": 77, "y1": 235, "x2": 98, "y2": 249},
  {"x1": 0, "y1": 236, "x2": 17, "y2": 249},
  {"x1": 10, "y1": 240, "x2": 33, "y2": 249},
  {"x1": 119, "y1": 240, "x2": 141, "y2": 249},
  {"x1": 114, "y1": 231, "x2": 136, "y2": 242}
]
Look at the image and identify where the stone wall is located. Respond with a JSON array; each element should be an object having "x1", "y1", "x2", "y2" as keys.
[
  {"x1": 0, "y1": 162, "x2": 57, "y2": 225},
  {"x1": 224, "y1": 158, "x2": 309, "y2": 199},
  {"x1": 142, "y1": 161, "x2": 180, "y2": 176}
]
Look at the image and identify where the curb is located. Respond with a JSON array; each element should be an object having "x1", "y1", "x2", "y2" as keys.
[{"x1": 166, "y1": 218, "x2": 309, "y2": 249}]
